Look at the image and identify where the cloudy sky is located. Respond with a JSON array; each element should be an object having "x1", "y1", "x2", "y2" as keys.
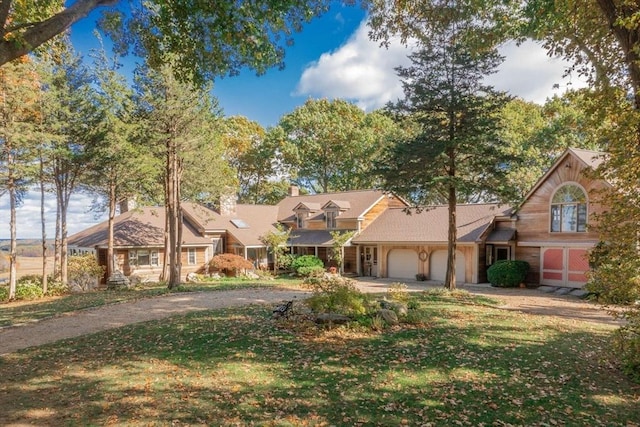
[{"x1": 0, "y1": 3, "x2": 586, "y2": 239}]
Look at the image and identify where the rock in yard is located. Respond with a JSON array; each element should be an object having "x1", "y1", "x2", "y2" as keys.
[
  {"x1": 315, "y1": 313, "x2": 351, "y2": 325},
  {"x1": 378, "y1": 309, "x2": 399, "y2": 325}
]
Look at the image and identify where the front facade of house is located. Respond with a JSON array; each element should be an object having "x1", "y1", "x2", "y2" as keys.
[{"x1": 69, "y1": 148, "x2": 609, "y2": 287}]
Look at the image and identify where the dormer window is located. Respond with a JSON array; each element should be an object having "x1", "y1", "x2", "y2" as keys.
[
  {"x1": 550, "y1": 184, "x2": 587, "y2": 232},
  {"x1": 296, "y1": 212, "x2": 306, "y2": 228},
  {"x1": 326, "y1": 210, "x2": 338, "y2": 229}
]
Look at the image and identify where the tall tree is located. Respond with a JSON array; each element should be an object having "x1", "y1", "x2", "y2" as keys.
[
  {"x1": 0, "y1": 57, "x2": 39, "y2": 299},
  {"x1": 38, "y1": 46, "x2": 99, "y2": 286},
  {"x1": 278, "y1": 99, "x2": 395, "y2": 193},
  {"x1": 377, "y1": 3, "x2": 513, "y2": 290},
  {"x1": 135, "y1": 64, "x2": 224, "y2": 288}
]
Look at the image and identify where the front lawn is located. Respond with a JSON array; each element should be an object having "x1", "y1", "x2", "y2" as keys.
[
  {"x1": 0, "y1": 278, "x2": 303, "y2": 328},
  {"x1": 0, "y1": 292, "x2": 638, "y2": 426}
]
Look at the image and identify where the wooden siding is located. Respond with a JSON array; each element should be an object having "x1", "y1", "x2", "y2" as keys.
[
  {"x1": 516, "y1": 246, "x2": 541, "y2": 283},
  {"x1": 361, "y1": 195, "x2": 407, "y2": 229},
  {"x1": 516, "y1": 155, "x2": 607, "y2": 244}
]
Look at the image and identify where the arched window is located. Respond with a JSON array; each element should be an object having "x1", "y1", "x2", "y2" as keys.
[{"x1": 550, "y1": 184, "x2": 587, "y2": 232}]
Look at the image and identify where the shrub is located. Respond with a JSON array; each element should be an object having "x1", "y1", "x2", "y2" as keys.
[
  {"x1": 291, "y1": 255, "x2": 324, "y2": 277},
  {"x1": 303, "y1": 274, "x2": 370, "y2": 316},
  {"x1": 0, "y1": 286, "x2": 8, "y2": 302},
  {"x1": 487, "y1": 260, "x2": 529, "y2": 288},
  {"x1": 387, "y1": 282, "x2": 409, "y2": 303},
  {"x1": 278, "y1": 253, "x2": 297, "y2": 271},
  {"x1": 68, "y1": 254, "x2": 105, "y2": 292},
  {"x1": 208, "y1": 253, "x2": 254, "y2": 276},
  {"x1": 614, "y1": 311, "x2": 640, "y2": 382},
  {"x1": 15, "y1": 280, "x2": 44, "y2": 300},
  {"x1": 46, "y1": 280, "x2": 69, "y2": 297}
]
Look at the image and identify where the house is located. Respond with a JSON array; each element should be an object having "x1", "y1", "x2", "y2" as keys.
[
  {"x1": 69, "y1": 148, "x2": 608, "y2": 288},
  {"x1": 352, "y1": 203, "x2": 514, "y2": 283},
  {"x1": 68, "y1": 199, "x2": 281, "y2": 282},
  {"x1": 513, "y1": 148, "x2": 608, "y2": 288},
  {"x1": 353, "y1": 147, "x2": 608, "y2": 288},
  {"x1": 275, "y1": 187, "x2": 409, "y2": 274}
]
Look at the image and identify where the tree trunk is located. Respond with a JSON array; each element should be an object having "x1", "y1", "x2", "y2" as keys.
[
  {"x1": 53, "y1": 169, "x2": 61, "y2": 280},
  {"x1": 166, "y1": 138, "x2": 181, "y2": 288},
  {"x1": 39, "y1": 153, "x2": 48, "y2": 294},
  {"x1": 8, "y1": 147, "x2": 17, "y2": 300},
  {"x1": 445, "y1": 147, "x2": 457, "y2": 290},
  {"x1": 107, "y1": 180, "x2": 116, "y2": 278}
]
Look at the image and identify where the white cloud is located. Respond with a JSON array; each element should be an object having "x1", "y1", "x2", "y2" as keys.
[
  {"x1": 296, "y1": 25, "x2": 588, "y2": 110},
  {"x1": 0, "y1": 190, "x2": 106, "y2": 240},
  {"x1": 295, "y1": 21, "x2": 413, "y2": 111}
]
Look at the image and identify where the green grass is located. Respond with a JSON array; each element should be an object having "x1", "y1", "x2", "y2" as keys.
[
  {"x1": 0, "y1": 292, "x2": 638, "y2": 426},
  {"x1": 0, "y1": 277, "x2": 303, "y2": 328}
]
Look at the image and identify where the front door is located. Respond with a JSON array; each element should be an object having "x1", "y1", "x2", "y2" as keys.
[{"x1": 363, "y1": 246, "x2": 378, "y2": 276}]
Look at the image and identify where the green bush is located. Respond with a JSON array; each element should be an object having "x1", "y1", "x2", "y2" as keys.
[
  {"x1": 68, "y1": 254, "x2": 105, "y2": 291},
  {"x1": 291, "y1": 255, "x2": 324, "y2": 277},
  {"x1": 0, "y1": 286, "x2": 8, "y2": 302},
  {"x1": 46, "y1": 280, "x2": 69, "y2": 297},
  {"x1": 15, "y1": 280, "x2": 44, "y2": 300},
  {"x1": 487, "y1": 260, "x2": 529, "y2": 288},
  {"x1": 303, "y1": 274, "x2": 370, "y2": 316},
  {"x1": 278, "y1": 253, "x2": 297, "y2": 271}
]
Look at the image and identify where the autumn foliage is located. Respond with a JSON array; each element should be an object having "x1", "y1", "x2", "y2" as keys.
[{"x1": 208, "y1": 253, "x2": 254, "y2": 276}]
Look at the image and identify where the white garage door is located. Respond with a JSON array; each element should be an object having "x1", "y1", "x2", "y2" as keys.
[
  {"x1": 430, "y1": 250, "x2": 466, "y2": 283},
  {"x1": 387, "y1": 249, "x2": 419, "y2": 279}
]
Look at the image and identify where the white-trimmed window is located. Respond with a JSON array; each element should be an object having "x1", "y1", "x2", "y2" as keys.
[
  {"x1": 187, "y1": 248, "x2": 197, "y2": 265},
  {"x1": 129, "y1": 249, "x2": 159, "y2": 267},
  {"x1": 550, "y1": 184, "x2": 587, "y2": 232},
  {"x1": 296, "y1": 212, "x2": 305, "y2": 228}
]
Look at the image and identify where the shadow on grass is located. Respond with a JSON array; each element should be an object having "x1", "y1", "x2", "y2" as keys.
[{"x1": 0, "y1": 298, "x2": 638, "y2": 426}]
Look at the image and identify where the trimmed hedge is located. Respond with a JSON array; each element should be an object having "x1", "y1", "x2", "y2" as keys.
[
  {"x1": 487, "y1": 260, "x2": 529, "y2": 288},
  {"x1": 291, "y1": 255, "x2": 324, "y2": 277}
]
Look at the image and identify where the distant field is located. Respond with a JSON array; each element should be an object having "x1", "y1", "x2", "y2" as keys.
[{"x1": 0, "y1": 256, "x2": 53, "y2": 282}]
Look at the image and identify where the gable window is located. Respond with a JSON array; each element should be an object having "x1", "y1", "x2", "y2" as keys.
[
  {"x1": 550, "y1": 184, "x2": 587, "y2": 232},
  {"x1": 326, "y1": 210, "x2": 338, "y2": 229},
  {"x1": 187, "y1": 248, "x2": 197, "y2": 265}
]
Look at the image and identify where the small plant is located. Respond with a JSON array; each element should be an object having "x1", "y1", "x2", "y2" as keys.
[
  {"x1": 0, "y1": 286, "x2": 8, "y2": 302},
  {"x1": 387, "y1": 282, "x2": 409, "y2": 303},
  {"x1": 46, "y1": 280, "x2": 69, "y2": 297},
  {"x1": 487, "y1": 260, "x2": 529, "y2": 288},
  {"x1": 15, "y1": 280, "x2": 45, "y2": 300},
  {"x1": 291, "y1": 255, "x2": 324, "y2": 277}
]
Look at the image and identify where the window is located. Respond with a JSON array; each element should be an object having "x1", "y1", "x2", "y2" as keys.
[
  {"x1": 296, "y1": 212, "x2": 305, "y2": 228},
  {"x1": 326, "y1": 210, "x2": 338, "y2": 229},
  {"x1": 550, "y1": 184, "x2": 587, "y2": 232},
  {"x1": 187, "y1": 248, "x2": 197, "y2": 265},
  {"x1": 129, "y1": 250, "x2": 159, "y2": 267}
]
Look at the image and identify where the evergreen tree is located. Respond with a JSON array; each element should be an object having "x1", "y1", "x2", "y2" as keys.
[{"x1": 377, "y1": 6, "x2": 514, "y2": 290}]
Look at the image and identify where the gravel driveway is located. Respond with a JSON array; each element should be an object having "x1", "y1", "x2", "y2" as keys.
[{"x1": 0, "y1": 280, "x2": 620, "y2": 356}]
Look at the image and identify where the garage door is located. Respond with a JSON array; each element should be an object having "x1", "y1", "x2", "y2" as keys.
[
  {"x1": 430, "y1": 250, "x2": 466, "y2": 283},
  {"x1": 541, "y1": 247, "x2": 589, "y2": 288},
  {"x1": 387, "y1": 249, "x2": 419, "y2": 279}
]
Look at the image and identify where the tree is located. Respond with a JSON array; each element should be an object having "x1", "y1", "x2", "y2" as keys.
[
  {"x1": 84, "y1": 43, "x2": 158, "y2": 280},
  {"x1": 0, "y1": 0, "x2": 329, "y2": 79},
  {"x1": 376, "y1": 4, "x2": 513, "y2": 290},
  {"x1": 329, "y1": 230, "x2": 355, "y2": 275},
  {"x1": 0, "y1": 57, "x2": 40, "y2": 300},
  {"x1": 38, "y1": 46, "x2": 100, "y2": 286},
  {"x1": 134, "y1": 63, "x2": 224, "y2": 288},
  {"x1": 278, "y1": 99, "x2": 396, "y2": 193},
  {"x1": 259, "y1": 224, "x2": 292, "y2": 274}
]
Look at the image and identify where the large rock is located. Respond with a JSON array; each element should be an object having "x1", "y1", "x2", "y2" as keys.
[
  {"x1": 378, "y1": 309, "x2": 399, "y2": 325},
  {"x1": 106, "y1": 271, "x2": 130, "y2": 290},
  {"x1": 315, "y1": 313, "x2": 351, "y2": 325},
  {"x1": 378, "y1": 300, "x2": 408, "y2": 316}
]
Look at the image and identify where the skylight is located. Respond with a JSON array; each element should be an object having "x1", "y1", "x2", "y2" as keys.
[{"x1": 230, "y1": 219, "x2": 250, "y2": 229}]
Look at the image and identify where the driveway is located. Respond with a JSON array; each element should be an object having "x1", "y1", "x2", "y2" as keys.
[{"x1": 0, "y1": 280, "x2": 619, "y2": 356}]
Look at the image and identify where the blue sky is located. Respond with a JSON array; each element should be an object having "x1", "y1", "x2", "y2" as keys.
[{"x1": 1, "y1": 2, "x2": 586, "y2": 239}]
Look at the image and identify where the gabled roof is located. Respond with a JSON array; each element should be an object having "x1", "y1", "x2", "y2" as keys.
[
  {"x1": 277, "y1": 189, "x2": 392, "y2": 223},
  {"x1": 353, "y1": 204, "x2": 512, "y2": 244},
  {"x1": 519, "y1": 148, "x2": 607, "y2": 207},
  {"x1": 182, "y1": 202, "x2": 280, "y2": 247},
  {"x1": 68, "y1": 206, "x2": 211, "y2": 248},
  {"x1": 293, "y1": 202, "x2": 321, "y2": 211},
  {"x1": 322, "y1": 200, "x2": 351, "y2": 210}
]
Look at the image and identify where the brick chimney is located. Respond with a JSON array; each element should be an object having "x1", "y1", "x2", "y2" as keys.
[
  {"x1": 288, "y1": 185, "x2": 299, "y2": 197},
  {"x1": 219, "y1": 193, "x2": 237, "y2": 216}
]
